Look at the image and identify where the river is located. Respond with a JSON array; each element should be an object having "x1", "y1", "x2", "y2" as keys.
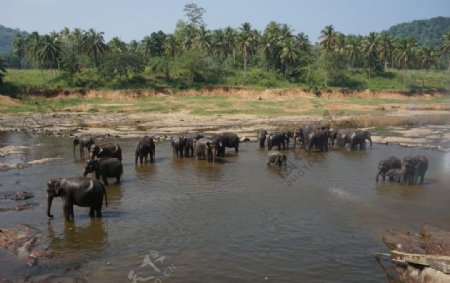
[{"x1": 1, "y1": 132, "x2": 450, "y2": 282}]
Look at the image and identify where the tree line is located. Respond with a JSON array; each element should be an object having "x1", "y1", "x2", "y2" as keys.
[{"x1": 2, "y1": 4, "x2": 450, "y2": 88}]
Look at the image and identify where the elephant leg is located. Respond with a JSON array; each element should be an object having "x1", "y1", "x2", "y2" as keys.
[
  {"x1": 63, "y1": 203, "x2": 70, "y2": 221},
  {"x1": 116, "y1": 175, "x2": 121, "y2": 184},
  {"x1": 89, "y1": 206, "x2": 95, "y2": 217},
  {"x1": 103, "y1": 177, "x2": 108, "y2": 186},
  {"x1": 235, "y1": 146, "x2": 239, "y2": 153},
  {"x1": 151, "y1": 151, "x2": 155, "y2": 162}
]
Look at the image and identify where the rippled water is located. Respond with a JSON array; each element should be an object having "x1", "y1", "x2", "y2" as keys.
[{"x1": 1, "y1": 132, "x2": 450, "y2": 282}]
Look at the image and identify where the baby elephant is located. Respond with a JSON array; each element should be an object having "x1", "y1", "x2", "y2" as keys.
[
  {"x1": 376, "y1": 156, "x2": 402, "y2": 182},
  {"x1": 267, "y1": 151, "x2": 287, "y2": 168},
  {"x1": 84, "y1": 157, "x2": 123, "y2": 185}
]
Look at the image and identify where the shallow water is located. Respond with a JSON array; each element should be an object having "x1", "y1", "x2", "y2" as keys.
[{"x1": 1, "y1": 132, "x2": 450, "y2": 282}]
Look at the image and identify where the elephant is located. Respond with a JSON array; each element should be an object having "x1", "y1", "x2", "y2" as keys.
[
  {"x1": 267, "y1": 132, "x2": 290, "y2": 150},
  {"x1": 257, "y1": 129, "x2": 267, "y2": 148},
  {"x1": 84, "y1": 157, "x2": 123, "y2": 185},
  {"x1": 386, "y1": 168, "x2": 402, "y2": 182},
  {"x1": 376, "y1": 156, "x2": 402, "y2": 182},
  {"x1": 336, "y1": 129, "x2": 353, "y2": 149},
  {"x1": 292, "y1": 128, "x2": 305, "y2": 149},
  {"x1": 184, "y1": 134, "x2": 201, "y2": 157},
  {"x1": 267, "y1": 151, "x2": 287, "y2": 168},
  {"x1": 401, "y1": 155, "x2": 428, "y2": 185},
  {"x1": 89, "y1": 143, "x2": 122, "y2": 161},
  {"x1": 306, "y1": 128, "x2": 329, "y2": 152},
  {"x1": 47, "y1": 177, "x2": 107, "y2": 221},
  {"x1": 193, "y1": 137, "x2": 216, "y2": 162},
  {"x1": 216, "y1": 132, "x2": 240, "y2": 157},
  {"x1": 328, "y1": 129, "x2": 338, "y2": 147},
  {"x1": 73, "y1": 136, "x2": 95, "y2": 157},
  {"x1": 350, "y1": 130, "x2": 372, "y2": 150},
  {"x1": 171, "y1": 136, "x2": 187, "y2": 158},
  {"x1": 135, "y1": 136, "x2": 155, "y2": 163}
]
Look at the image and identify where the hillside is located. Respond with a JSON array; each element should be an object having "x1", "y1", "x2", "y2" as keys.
[
  {"x1": 0, "y1": 24, "x2": 25, "y2": 55},
  {"x1": 385, "y1": 16, "x2": 450, "y2": 46}
]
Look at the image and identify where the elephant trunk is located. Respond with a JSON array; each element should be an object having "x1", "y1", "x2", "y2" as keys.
[
  {"x1": 368, "y1": 137, "x2": 373, "y2": 147},
  {"x1": 47, "y1": 194, "x2": 54, "y2": 218}
]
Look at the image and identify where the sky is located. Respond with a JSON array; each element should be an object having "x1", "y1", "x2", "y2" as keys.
[{"x1": 2, "y1": 0, "x2": 450, "y2": 43}]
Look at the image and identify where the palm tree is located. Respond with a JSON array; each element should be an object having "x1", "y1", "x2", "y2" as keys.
[
  {"x1": 319, "y1": 25, "x2": 339, "y2": 51},
  {"x1": 108, "y1": 37, "x2": 127, "y2": 53},
  {"x1": 378, "y1": 33, "x2": 394, "y2": 70},
  {"x1": 13, "y1": 33, "x2": 27, "y2": 68},
  {"x1": 81, "y1": 29, "x2": 108, "y2": 68},
  {"x1": 223, "y1": 26, "x2": 237, "y2": 68},
  {"x1": 26, "y1": 32, "x2": 42, "y2": 65},
  {"x1": 280, "y1": 37, "x2": 299, "y2": 76},
  {"x1": 164, "y1": 35, "x2": 179, "y2": 58},
  {"x1": 141, "y1": 36, "x2": 153, "y2": 60},
  {"x1": 211, "y1": 29, "x2": 226, "y2": 62},
  {"x1": 39, "y1": 33, "x2": 61, "y2": 68},
  {"x1": 296, "y1": 32, "x2": 311, "y2": 53},
  {"x1": 394, "y1": 38, "x2": 417, "y2": 88},
  {"x1": 238, "y1": 22, "x2": 258, "y2": 75},
  {"x1": 440, "y1": 31, "x2": 450, "y2": 70},
  {"x1": 418, "y1": 46, "x2": 438, "y2": 70},
  {"x1": 192, "y1": 25, "x2": 211, "y2": 52},
  {"x1": 361, "y1": 32, "x2": 379, "y2": 78},
  {"x1": 0, "y1": 57, "x2": 7, "y2": 85}
]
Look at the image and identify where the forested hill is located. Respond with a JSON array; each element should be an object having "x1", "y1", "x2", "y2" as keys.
[
  {"x1": 0, "y1": 24, "x2": 27, "y2": 55},
  {"x1": 385, "y1": 17, "x2": 450, "y2": 46}
]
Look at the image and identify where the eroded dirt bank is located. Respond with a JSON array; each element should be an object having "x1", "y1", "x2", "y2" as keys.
[{"x1": 0, "y1": 88, "x2": 449, "y2": 150}]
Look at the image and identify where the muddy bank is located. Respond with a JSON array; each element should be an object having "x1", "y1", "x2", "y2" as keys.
[
  {"x1": 380, "y1": 225, "x2": 450, "y2": 282},
  {"x1": 1, "y1": 110, "x2": 450, "y2": 151}
]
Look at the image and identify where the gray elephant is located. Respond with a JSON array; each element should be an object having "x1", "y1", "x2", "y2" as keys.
[
  {"x1": 73, "y1": 136, "x2": 95, "y2": 157},
  {"x1": 184, "y1": 134, "x2": 202, "y2": 157},
  {"x1": 267, "y1": 132, "x2": 290, "y2": 150},
  {"x1": 89, "y1": 143, "x2": 122, "y2": 161},
  {"x1": 171, "y1": 136, "x2": 187, "y2": 158},
  {"x1": 84, "y1": 157, "x2": 123, "y2": 185},
  {"x1": 306, "y1": 129, "x2": 329, "y2": 152},
  {"x1": 386, "y1": 168, "x2": 402, "y2": 182},
  {"x1": 328, "y1": 129, "x2": 338, "y2": 147},
  {"x1": 401, "y1": 155, "x2": 428, "y2": 185},
  {"x1": 350, "y1": 130, "x2": 372, "y2": 150},
  {"x1": 336, "y1": 129, "x2": 353, "y2": 149},
  {"x1": 257, "y1": 129, "x2": 267, "y2": 148},
  {"x1": 267, "y1": 151, "x2": 287, "y2": 168},
  {"x1": 376, "y1": 156, "x2": 402, "y2": 182},
  {"x1": 194, "y1": 137, "x2": 216, "y2": 162},
  {"x1": 47, "y1": 177, "x2": 107, "y2": 221},
  {"x1": 135, "y1": 136, "x2": 155, "y2": 163},
  {"x1": 216, "y1": 132, "x2": 240, "y2": 157},
  {"x1": 292, "y1": 128, "x2": 305, "y2": 149}
]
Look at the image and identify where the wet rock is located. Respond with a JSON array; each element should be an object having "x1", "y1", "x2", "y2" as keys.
[
  {"x1": 0, "y1": 191, "x2": 34, "y2": 200},
  {"x1": 381, "y1": 225, "x2": 450, "y2": 282}
]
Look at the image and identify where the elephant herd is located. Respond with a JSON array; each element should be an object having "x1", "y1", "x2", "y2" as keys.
[
  {"x1": 376, "y1": 155, "x2": 428, "y2": 185},
  {"x1": 49, "y1": 128, "x2": 428, "y2": 222},
  {"x1": 48, "y1": 133, "x2": 240, "y2": 221},
  {"x1": 171, "y1": 132, "x2": 240, "y2": 162},
  {"x1": 258, "y1": 126, "x2": 373, "y2": 153}
]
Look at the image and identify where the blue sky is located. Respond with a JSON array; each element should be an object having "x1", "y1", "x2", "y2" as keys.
[{"x1": 2, "y1": 0, "x2": 449, "y2": 43}]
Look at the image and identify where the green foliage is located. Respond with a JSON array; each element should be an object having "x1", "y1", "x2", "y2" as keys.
[
  {"x1": 0, "y1": 56, "x2": 7, "y2": 84},
  {"x1": 98, "y1": 50, "x2": 145, "y2": 80},
  {"x1": 386, "y1": 17, "x2": 450, "y2": 46}
]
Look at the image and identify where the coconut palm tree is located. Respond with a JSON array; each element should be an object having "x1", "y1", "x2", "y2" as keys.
[
  {"x1": 164, "y1": 35, "x2": 179, "y2": 58},
  {"x1": 319, "y1": 25, "x2": 339, "y2": 51},
  {"x1": 223, "y1": 26, "x2": 237, "y2": 68},
  {"x1": 394, "y1": 38, "x2": 417, "y2": 88},
  {"x1": 81, "y1": 29, "x2": 108, "y2": 68},
  {"x1": 192, "y1": 25, "x2": 211, "y2": 53},
  {"x1": 238, "y1": 22, "x2": 258, "y2": 75},
  {"x1": 418, "y1": 46, "x2": 438, "y2": 70},
  {"x1": 0, "y1": 57, "x2": 7, "y2": 84},
  {"x1": 108, "y1": 37, "x2": 127, "y2": 53},
  {"x1": 361, "y1": 32, "x2": 379, "y2": 78},
  {"x1": 440, "y1": 31, "x2": 450, "y2": 70},
  {"x1": 378, "y1": 33, "x2": 394, "y2": 70},
  {"x1": 280, "y1": 37, "x2": 299, "y2": 76},
  {"x1": 39, "y1": 33, "x2": 61, "y2": 68},
  {"x1": 13, "y1": 33, "x2": 27, "y2": 68},
  {"x1": 26, "y1": 32, "x2": 42, "y2": 65}
]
